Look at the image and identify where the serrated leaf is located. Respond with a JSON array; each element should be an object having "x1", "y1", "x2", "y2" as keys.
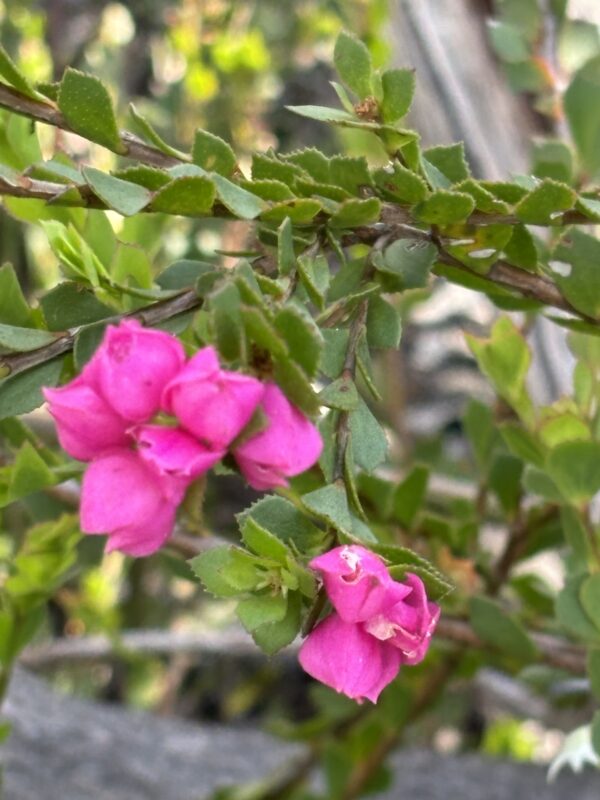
[
  {"x1": 503, "y1": 224, "x2": 538, "y2": 271},
  {"x1": 238, "y1": 495, "x2": 327, "y2": 553},
  {"x1": 261, "y1": 198, "x2": 321, "y2": 224},
  {"x1": 1, "y1": 442, "x2": 56, "y2": 507},
  {"x1": 272, "y1": 356, "x2": 319, "y2": 417},
  {"x1": 0, "y1": 357, "x2": 64, "y2": 419},
  {"x1": 380, "y1": 68, "x2": 415, "y2": 122},
  {"x1": 515, "y1": 179, "x2": 576, "y2": 223},
  {"x1": 373, "y1": 163, "x2": 428, "y2": 204},
  {"x1": 274, "y1": 306, "x2": 322, "y2": 378},
  {"x1": 552, "y1": 229, "x2": 600, "y2": 318},
  {"x1": 241, "y1": 306, "x2": 287, "y2": 358},
  {"x1": 319, "y1": 376, "x2": 359, "y2": 411},
  {"x1": 334, "y1": 31, "x2": 373, "y2": 100},
  {"x1": 241, "y1": 517, "x2": 290, "y2": 564},
  {"x1": 0, "y1": 264, "x2": 31, "y2": 327},
  {"x1": 320, "y1": 329, "x2": 349, "y2": 379},
  {"x1": 240, "y1": 179, "x2": 294, "y2": 202},
  {"x1": 470, "y1": 596, "x2": 537, "y2": 661},
  {"x1": 252, "y1": 153, "x2": 307, "y2": 183},
  {"x1": 350, "y1": 397, "x2": 388, "y2": 472},
  {"x1": 0, "y1": 44, "x2": 46, "y2": 100},
  {"x1": 190, "y1": 546, "x2": 261, "y2": 597},
  {"x1": 375, "y1": 238, "x2": 437, "y2": 290},
  {"x1": 128, "y1": 103, "x2": 186, "y2": 160},
  {"x1": 329, "y1": 197, "x2": 381, "y2": 228},
  {"x1": 277, "y1": 217, "x2": 295, "y2": 277},
  {"x1": 414, "y1": 190, "x2": 475, "y2": 225},
  {"x1": 454, "y1": 179, "x2": 510, "y2": 214},
  {"x1": 329, "y1": 155, "x2": 372, "y2": 195},
  {"x1": 285, "y1": 105, "x2": 356, "y2": 124},
  {"x1": 302, "y1": 483, "x2": 353, "y2": 536},
  {"x1": 423, "y1": 143, "x2": 470, "y2": 184},
  {"x1": 192, "y1": 129, "x2": 236, "y2": 176},
  {"x1": 58, "y1": 68, "x2": 123, "y2": 152},
  {"x1": 151, "y1": 176, "x2": 216, "y2": 216},
  {"x1": 156, "y1": 259, "x2": 216, "y2": 290},
  {"x1": 40, "y1": 282, "x2": 114, "y2": 331},
  {"x1": 366, "y1": 296, "x2": 402, "y2": 348},
  {"x1": 209, "y1": 281, "x2": 244, "y2": 361},
  {"x1": 237, "y1": 593, "x2": 288, "y2": 632},
  {"x1": 251, "y1": 592, "x2": 301, "y2": 655},
  {"x1": 82, "y1": 167, "x2": 151, "y2": 216},
  {"x1": 0, "y1": 323, "x2": 56, "y2": 352},
  {"x1": 283, "y1": 148, "x2": 331, "y2": 182},
  {"x1": 297, "y1": 254, "x2": 330, "y2": 309},
  {"x1": 213, "y1": 174, "x2": 264, "y2": 219},
  {"x1": 387, "y1": 562, "x2": 453, "y2": 602}
]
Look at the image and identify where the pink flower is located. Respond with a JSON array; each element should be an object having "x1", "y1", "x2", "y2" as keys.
[
  {"x1": 234, "y1": 383, "x2": 322, "y2": 490},
  {"x1": 299, "y1": 546, "x2": 439, "y2": 703},
  {"x1": 163, "y1": 347, "x2": 264, "y2": 450},
  {"x1": 80, "y1": 450, "x2": 187, "y2": 557},
  {"x1": 133, "y1": 425, "x2": 225, "y2": 480}
]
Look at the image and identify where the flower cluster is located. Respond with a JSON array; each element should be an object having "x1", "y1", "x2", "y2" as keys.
[
  {"x1": 299, "y1": 545, "x2": 440, "y2": 703},
  {"x1": 44, "y1": 320, "x2": 322, "y2": 556}
]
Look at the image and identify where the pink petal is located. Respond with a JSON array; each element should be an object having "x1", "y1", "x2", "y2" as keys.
[
  {"x1": 81, "y1": 450, "x2": 171, "y2": 533},
  {"x1": 234, "y1": 383, "x2": 322, "y2": 490},
  {"x1": 43, "y1": 382, "x2": 129, "y2": 461},
  {"x1": 133, "y1": 425, "x2": 225, "y2": 480},
  {"x1": 96, "y1": 320, "x2": 185, "y2": 423},
  {"x1": 309, "y1": 545, "x2": 410, "y2": 624},
  {"x1": 299, "y1": 613, "x2": 401, "y2": 703},
  {"x1": 377, "y1": 573, "x2": 440, "y2": 665},
  {"x1": 163, "y1": 346, "x2": 264, "y2": 449},
  {"x1": 104, "y1": 503, "x2": 177, "y2": 557}
]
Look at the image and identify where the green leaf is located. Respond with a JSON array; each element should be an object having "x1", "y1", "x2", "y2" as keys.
[
  {"x1": 213, "y1": 174, "x2": 264, "y2": 219},
  {"x1": 58, "y1": 68, "x2": 123, "y2": 153},
  {"x1": 350, "y1": 397, "x2": 388, "y2": 472},
  {"x1": 241, "y1": 306, "x2": 287, "y2": 359},
  {"x1": 393, "y1": 466, "x2": 429, "y2": 527},
  {"x1": 320, "y1": 329, "x2": 349, "y2": 379},
  {"x1": 241, "y1": 179, "x2": 294, "y2": 201},
  {"x1": 82, "y1": 167, "x2": 151, "y2": 216},
  {"x1": 556, "y1": 576, "x2": 600, "y2": 641},
  {"x1": 40, "y1": 282, "x2": 114, "y2": 331},
  {"x1": 375, "y1": 239, "x2": 437, "y2": 290},
  {"x1": 282, "y1": 148, "x2": 331, "y2": 182},
  {"x1": 464, "y1": 399, "x2": 496, "y2": 470},
  {"x1": 0, "y1": 323, "x2": 56, "y2": 352},
  {"x1": 272, "y1": 357, "x2": 319, "y2": 417},
  {"x1": 503, "y1": 224, "x2": 538, "y2": 271},
  {"x1": 74, "y1": 322, "x2": 109, "y2": 369},
  {"x1": 469, "y1": 596, "x2": 537, "y2": 661},
  {"x1": 251, "y1": 592, "x2": 301, "y2": 655},
  {"x1": 285, "y1": 105, "x2": 357, "y2": 124},
  {"x1": 190, "y1": 546, "x2": 261, "y2": 597},
  {"x1": 562, "y1": 506, "x2": 594, "y2": 572},
  {"x1": 423, "y1": 144, "x2": 470, "y2": 184},
  {"x1": 334, "y1": 31, "x2": 373, "y2": 100},
  {"x1": 151, "y1": 176, "x2": 216, "y2": 216},
  {"x1": 366, "y1": 296, "x2": 402, "y2": 349},
  {"x1": 515, "y1": 179, "x2": 575, "y2": 223},
  {"x1": 380, "y1": 68, "x2": 415, "y2": 122},
  {"x1": 241, "y1": 517, "x2": 290, "y2": 565},
  {"x1": 128, "y1": 103, "x2": 187, "y2": 160},
  {"x1": 500, "y1": 423, "x2": 545, "y2": 468},
  {"x1": 373, "y1": 162, "x2": 428, "y2": 204},
  {"x1": 580, "y1": 574, "x2": 600, "y2": 631},
  {"x1": 277, "y1": 217, "x2": 295, "y2": 277},
  {"x1": 192, "y1": 129, "x2": 236, "y2": 176},
  {"x1": 489, "y1": 454, "x2": 523, "y2": 516},
  {"x1": 297, "y1": 254, "x2": 330, "y2": 310},
  {"x1": 532, "y1": 140, "x2": 574, "y2": 184},
  {"x1": 237, "y1": 593, "x2": 288, "y2": 632},
  {"x1": 0, "y1": 44, "x2": 45, "y2": 100},
  {"x1": 588, "y1": 650, "x2": 600, "y2": 701},
  {"x1": 156, "y1": 259, "x2": 216, "y2": 290},
  {"x1": 0, "y1": 358, "x2": 64, "y2": 419},
  {"x1": 329, "y1": 155, "x2": 372, "y2": 195},
  {"x1": 274, "y1": 306, "x2": 322, "y2": 379},
  {"x1": 0, "y1": 442, "x2": 56, "y2": 507},
  {"x1": 0, "y1": 264, "x2": 31, "y2": 327},
  {"x1": 487, "y1": 20, "x2": 530, "y2": 62},
  {"x1": 414, "y1": 191, "x2": 475, "y2": 225},
  {"x1": 238, "y1": 495, "x2": 327, "y2": 553},
  {"x1": 455, "y1": 179, "x2": 510, "y2": 214},
  {"x1": 261, "y1": 198, "x2": 321, "y2": 224},
  {"x1": 466, "y1": 316, "x2": 534, "y2": 424},
  {"x1": 547, "y1": 440, "x2": 600, "y2": 504},
  {"x1": 552, "y1": 229, "x2": 600, "y2": 318},
  {"x1": 209, "y1": 281, "x2": 244, "y2": 361},
  {"x1": 319, "y1": 376, "x2": 359, "y2": 411},
  {"x1": 386, "y1": 560, "x2": 454, "y2": 601},
  {"x1": 302, "y1": 484, "x2": 353, "y2": 536},
  {"x1": 329, "y1": 198, "x2": 381, "y2": 228},
  {"x1": 564, "y1": 56, "x2": 600, "y2": 178}
]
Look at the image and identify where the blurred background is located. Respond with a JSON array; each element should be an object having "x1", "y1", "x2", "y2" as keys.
[{"x1": 3, "y1": 0, "x2": 600, "y2": 795}]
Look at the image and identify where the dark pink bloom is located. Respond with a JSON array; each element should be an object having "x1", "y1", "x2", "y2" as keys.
[
  {"x1": 80, "y1": 450, "x2": 186, "y2": 557},
  {"x1": 234, "y1": 383, "x2": 322, "y2": 490},
  {"x1": 133, "y1": 425, "x2": 225, "y2": 480},
  {"x1": 163, "y1": 347, "x2": 264, "y2": 450},
  {"x1": 299, "y1": 546, "x2": 440, "y2": 702},
  {"x1": 298, "y1": 613, "x2": 402, "y2": 703},
  {"x1": 95, "y1": 319, "x2": 185, "y2": 423}
]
